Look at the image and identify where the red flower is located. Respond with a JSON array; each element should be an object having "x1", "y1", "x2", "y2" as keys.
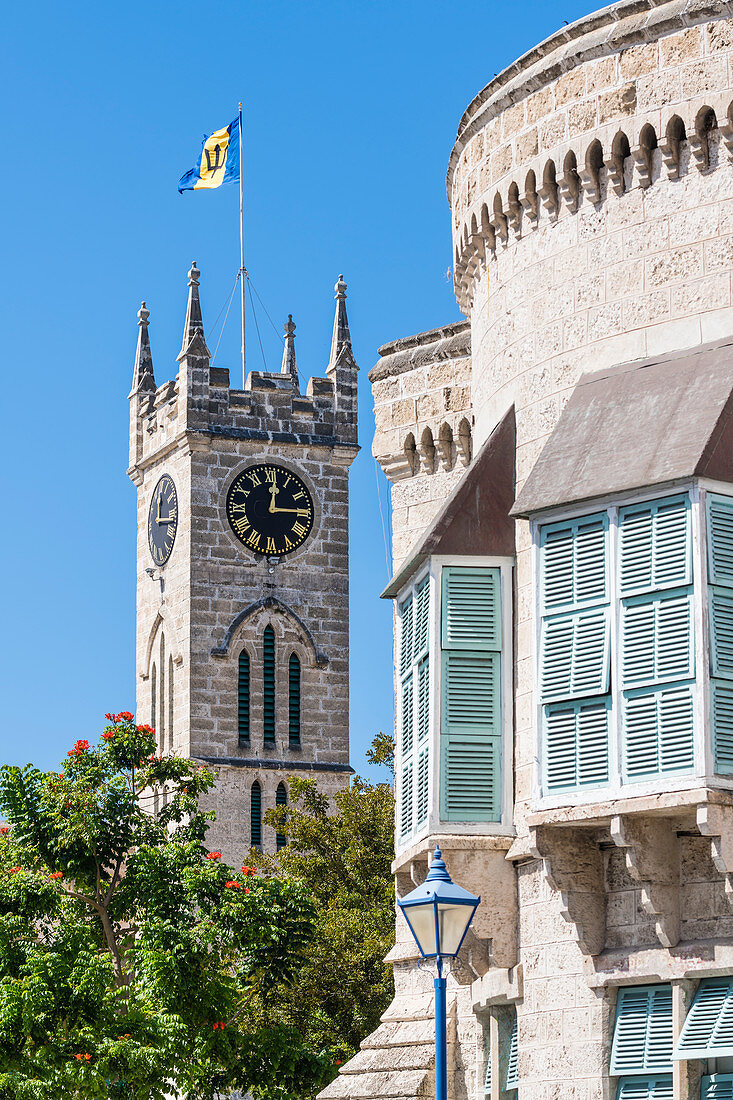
[
  {"x1": 225, "y1": 881, "x2": 240, "y2": 889},
  {"x1": 8, "y1": 867, "x2": 20, "y2": 875},
  {"x1": 0, "y1": 827, "x2": 9, "y2": 836},
  {"x1": 102, "y1": 731, "x2": 114, "y2": 741},
  {"x1": 336, "y1": 1059, "x2": 342, "y2": 1066},
  {"x1": 118, "y1": 711, "x2": 134, "y2": 721},
  {"x1": 241, "y1": 865, "x2": 256, "y2": 876},
  {"x1": 138, "y1": 724, "x2": 155, "y2": 735},
  {"x1": 75, "y1": 1053, "x2": 83, "y2": 1061},
  {"x1": 244, "y1": 887, "x2": 250, "y2": 894},
  {"x1": 206, "y1": 852, "x2": 222, "y2": 860},
  {"x1": 50, "y1": 871, "x2": 63, "y2": 880},
  {"x1": 104, "y1": 713, "x2": 114, "y2": 721},
  {"x1": 213, "y1": 1022, "x2": 219, "y2": 1029},
  {"x1": 74, "y1": 740, "x2": 89, "y2": 753}
]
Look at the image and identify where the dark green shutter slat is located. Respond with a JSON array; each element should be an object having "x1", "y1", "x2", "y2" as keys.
[
  {"x1": 610, "y1": 986, "x2": 674, "y2": 1075},
  {"x1": 263, "y1": 626, "x2": 275, "y2": 744},
  {"x1": 709, "y1": 495, "x2": 733, "y2": 588},
  {"x1": 418, "y1": 657, "x2": 430, "y2": 742},
  {"x1": 674, "y1": 978, "x2": 733, "y2": 1059},
  {"x1": 415, "y1": 576, "x2": 430, "y2": 658},
  {"x1": 238, "y1": 650, "x2": 250, "y2": 742},
  {"x1": 275, "y1": 782, "x2": 287, "y2": 850},
  {"x1": 400, "y1": 761, "x2": 413, "y2": 839},
  {"x1": 402, "y1": 675, "x2": 414, "y2": 755},
  {"x1": 250, "y1": 781, "x2": 262, "y2": 848},
  {"x1": 288, "y1": 653, "x2": 301, "y2": 747},
  {"x1": 441, "y1": 567, "x2": 501, "y2": 651}
]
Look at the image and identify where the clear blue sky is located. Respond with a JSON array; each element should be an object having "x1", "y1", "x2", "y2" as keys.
[{"x1": 1, "y1": 0, "x2": 603, "y2": 776}]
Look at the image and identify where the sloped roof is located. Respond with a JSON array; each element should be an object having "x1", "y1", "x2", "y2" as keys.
[
  {"x1": 382, "y1": 406, "x2": 515, "y2": 599},
  {"x1": 511, "y1": 339, "x2": 733, "y2": 518}
]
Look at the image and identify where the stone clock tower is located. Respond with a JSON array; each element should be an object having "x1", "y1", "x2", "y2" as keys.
[{"x1": 128, "y1": 263, "x2": 358, "y2": 861}]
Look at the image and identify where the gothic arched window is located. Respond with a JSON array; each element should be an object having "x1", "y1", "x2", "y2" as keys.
[
  {"x1": 276, "y1": 782, "x2": 287, "y2": 851},
  {"x1": 241, "y1": 646, "x2": 253, "y2": 743},
  {"x1": 288, "y1": 653, "x2": 301, "y2": 748},
  {"x1": 159, "y1": 634, "x2": 166, "y2": 754},
  {"x1": 151, "y1": 664, "x2": 157, "y2": 732},
  {"x1": 168, "y1": 653, "x2": 174, "y2": 753},
  {"x1": 263, "y1": 626, "x2": 276, "y2": 745},
  {"x1": 250, "y1": 780, "x2": 262, "y2": 849}
]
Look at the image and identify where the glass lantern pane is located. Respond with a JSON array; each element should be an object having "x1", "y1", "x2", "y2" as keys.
[
  {"x1": 437, "y1": 901, "x2": 474, "y2": 956},
  {"x1": 404, "y1": 903, "x2": 438, "y2": 956}
]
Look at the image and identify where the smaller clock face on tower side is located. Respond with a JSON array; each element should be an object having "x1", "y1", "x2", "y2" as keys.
[
  {"x1": 147, "y1": 475, "x2": 178, "y2": 566},
  {"x1": 226, "y1": 463, "x2": 315, "y2": 556}
]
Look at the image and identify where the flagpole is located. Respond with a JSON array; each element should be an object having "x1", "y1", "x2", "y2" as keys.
[{"x1": 238, "y1": 101, "x2": 246, "y2": 386}]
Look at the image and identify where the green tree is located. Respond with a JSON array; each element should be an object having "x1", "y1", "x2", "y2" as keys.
[
  {"x1": 254, "y1": 737, "x2": 395, "y2": 1068},
  {"x1": 0, "y1": 713, "x2": 331, "y2": 1100}
]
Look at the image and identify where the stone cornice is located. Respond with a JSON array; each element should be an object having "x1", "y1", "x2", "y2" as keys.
[{"x1": 446, "y1": 0, "x2": 733, "y2": 201}]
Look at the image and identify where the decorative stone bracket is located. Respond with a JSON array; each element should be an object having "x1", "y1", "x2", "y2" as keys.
[
  {"x1": 529, "y1": 825, "x2": 605, "y2": 956},
  {"x1": 610, "y1": 815, "x2": 680, "y2": 949},
  {"x1": 697, "y1": 803, "x2": 733, "y2": 898}
]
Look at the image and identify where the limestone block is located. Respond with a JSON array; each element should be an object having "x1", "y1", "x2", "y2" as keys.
[
  {"x1": 528, "y1": 827, "x2": 605, "y2": 956},
  {"x1": 610, "y1": 815, "x2": 680, "y2": 948}
]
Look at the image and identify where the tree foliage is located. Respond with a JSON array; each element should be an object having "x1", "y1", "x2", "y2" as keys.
[
  {"x1": 255, "y1": 743, "x2": 395, "y2": 1067},
  {"x1": 0, "y1": 714, "x2": 331, "y2": 1100}
]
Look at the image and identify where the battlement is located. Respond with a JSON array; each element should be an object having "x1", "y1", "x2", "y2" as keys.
[{"x1": 128, "y1": 266, "x2": 358, "y2": 479}]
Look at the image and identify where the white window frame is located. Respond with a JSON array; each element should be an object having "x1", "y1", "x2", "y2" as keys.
[
  {"x1": 531, "y1": 479, "x2": 733, "y2": 810},
  {"x1": 395, "y1": 554, "x2": 514, "y2": 853}
]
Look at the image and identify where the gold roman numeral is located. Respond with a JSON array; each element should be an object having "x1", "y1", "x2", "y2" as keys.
[
  {"x1": 293, "y1": 490, "x2": 304, "y2": 500},
  {"x1": 266, "y1": 536, "x2": 277, "y2": 553},
  {"x1": 292, "y1": 521, "x2": 306, "y2": 537},
  {"x1": 264, "y1": 468, "x2": 277, "y2": 484},
  {"x1": 234, "y1": 517, "x2": 250, "y2": 534},
  {"x1": 230, "y1": 502, "x2": 247, "y2": 514},
  {"x1": 247, "y1": 470, "x2": 262, "y2": 486},
  {"x1": 283, "y1": 535, "x2": 294, "y2": 550},
  {"x1": 246, "y1": 530, "x2": 261, "y2": 550}
]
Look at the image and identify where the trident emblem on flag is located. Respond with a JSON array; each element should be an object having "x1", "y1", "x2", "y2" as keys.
[{"x1": 204, "y1": 143, "x2": 224, "y2": 173}]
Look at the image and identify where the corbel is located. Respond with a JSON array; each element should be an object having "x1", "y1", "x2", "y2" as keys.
[
  {"x1": 697, "y1": 802, "x2": 733, "y2": 898},
  {"x1": 610, "y1": 814, "x2": 680, "y2": 948},
  {"x1": 631, "y1": 144, "x2": 653, "y2": 189},
  {"x1": 530, "y1": 825, "x2": 605, "y2": 955}
]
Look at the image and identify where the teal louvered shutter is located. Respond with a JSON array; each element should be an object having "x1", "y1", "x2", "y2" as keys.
[
  {"x1": 616, "y1": 1078, "x2": 673, "y2": 1100},
  {"x1": 624, "y1": 685, "x2": 694, "y2": 779},
  {"x1": 540, "y1": 608, "x2": 609, "y2": 701},
  {"x1": 483, "y1": 1044, "x2": 491, "y2": 1098},
  {"x1": 415, "y1": 576, "x2": 430, "y2": 657},
  {"x1": 416, "y1": 744, "x2": 429, "y2": 826},
  {"x1": 442, "y1": 567, "x2": 501, "y2": 649},
  {"x1": 275, "y1": 782, "x2": 287, "y2": 850},
  {"x1": 400, "y1": 594, "x2": 414, "y2": 674},
  {"x1": 709, "y1": 496, "x2": 733, "y2": 587},
  {"x1": 702, "y1": 1076, "x2": 733, "y2": 1100},
  {"x1": 621, "y1": 592, "x2": 693, "y2": 687},
  {"x1": 713, "y1": 682, "x2": 733, "y2": 773},
  {"x1": 439, "y1": 567, "x2": 502, "y2": 823},
  {"x1": 619, "y1": 498, "x2": 690, "y2": 594},
  {"x1": 673, "y1": 978, "x2": 733, "y2": 1059},
  {"x1": 418, "y1": 658, "x2": 429, "y2": 741},
  {"x1": 288, "y1": 653, "x2": 301, "y2": 747},
  {"x1": 544, "y1": 699, "x2": 610, "y2": 791},
  {"x1": 611, "y1": 986, "x2": 674, "y2": 1076},
  {"x1": 540, "y1": 515, "x2": 610, "y2": 793},
  {"x1": 400, "y1": 760, "x2": 413, "y2": 839},
  {"x1": 402, "y1": 675, "x2": 414, "y2": 754},
  {"x1": 708, "y1": 495, "x2": 733, "y2": 777},
  {"x1": 505, "y1": 1012, "x2": 518, "y2": 1091}
]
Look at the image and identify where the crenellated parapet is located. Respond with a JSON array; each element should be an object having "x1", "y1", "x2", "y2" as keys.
[{"x1": 128, "y1": 266, "x2": 358, "y2": 483}]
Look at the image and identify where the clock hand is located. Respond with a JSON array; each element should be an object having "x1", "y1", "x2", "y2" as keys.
[
  {"x1": 268, "y1": 482, "x2": 278, "y2": 513},
  {"x1": 271, "y1": 507, "x2": 310, "y2": 515},
  {"x1": 157, "y1": 515, "x2": 175, "y2": 524}
]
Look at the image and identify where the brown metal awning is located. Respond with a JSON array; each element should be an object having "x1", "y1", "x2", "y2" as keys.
[{"x1": 511, "y1": 338, "x2": 733, "y2": 519}]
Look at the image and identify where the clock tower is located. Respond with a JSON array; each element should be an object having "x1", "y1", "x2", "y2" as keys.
[{"x1": 128, "y1": 264, "x2": 358, "y2": 860}]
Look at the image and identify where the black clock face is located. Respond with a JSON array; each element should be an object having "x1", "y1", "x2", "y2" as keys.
[
  {"x1": 147, "y1": 475, "x2": 178, "y2": 566},
  {"x1": 226, "y1": 463, "x2": 314, "y2": 556}
]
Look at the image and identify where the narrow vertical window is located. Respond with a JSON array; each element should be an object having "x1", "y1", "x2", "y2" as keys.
[
  {"x1": 250, "y1": 780, "x2": 262, "y2": 848},
  {"x1": 238, "y1": 650, "x2": 250, "y2": 744},
  {"x1": 167, "y1": 654, "x2": 174, "y2": 754},
  {"x1": 263, "y1": 626, "x2": 276, "y2": 745},
  {"x1": 159, "y1": 634, "x2": 166, "y2": 754},
  {"x1": 288, "y1": 653, "x2": 301, "y2": 747},
  {"x1": 275, "y1": 781, "x2": 287, "y2": 850},
  {"x1": 398, "y1": 575, "x2": 430, "y2": 843},
  {"x1": 151, "y1": 663, "x2": 157, "y2": 732},
  {"x1": 708, "y1": 494, "x2": 733, "y2": 774}
]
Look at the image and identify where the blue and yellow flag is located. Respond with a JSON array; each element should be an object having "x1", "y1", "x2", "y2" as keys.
[{"x1": 178, "y1": 117, "x2": 240, "y2": 193}]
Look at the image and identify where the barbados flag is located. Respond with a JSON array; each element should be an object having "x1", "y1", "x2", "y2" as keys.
[{"x1": 178, "y1": 117, "x2": 239, "y2": 192}]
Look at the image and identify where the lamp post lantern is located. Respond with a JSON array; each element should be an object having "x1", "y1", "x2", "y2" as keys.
[{"x1": 397, "y1": 847, "x2": 480, "y2": 1100}]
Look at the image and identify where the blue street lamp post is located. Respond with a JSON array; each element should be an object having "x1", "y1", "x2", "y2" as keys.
[{"x1": 397, "y1": 848, "x2": 480, "y2": 1100}]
